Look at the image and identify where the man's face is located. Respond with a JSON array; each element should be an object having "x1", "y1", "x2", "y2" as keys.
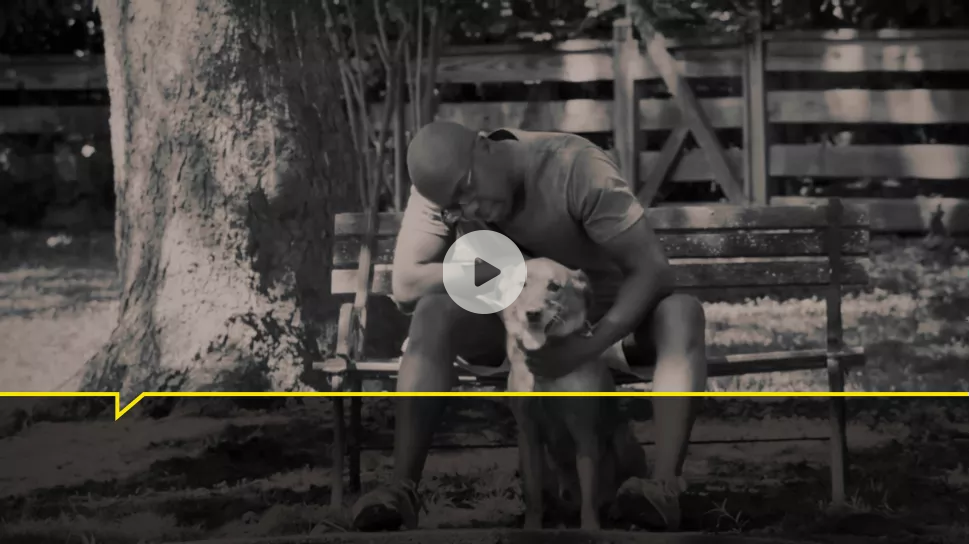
[{"x1": 442, "y1": 135, "x2": 516, "y2": 225}]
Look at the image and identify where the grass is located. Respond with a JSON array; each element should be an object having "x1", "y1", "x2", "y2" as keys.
[
  {"x1": 1, "y1": 229, "x2": 967, "y2": 393},
  {"x1": 0, "y1": 230, "x2": 967, "y2": 543}
]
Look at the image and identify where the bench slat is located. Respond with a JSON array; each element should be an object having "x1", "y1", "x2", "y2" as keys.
[
  {"x1": 330, "y1": 256, "x2": 870, "y2": 295},
  {"x1": 334, "y1": 204, "x2": 870, "y2": 237},
  {"x1": 332, "y1": 228, "x2": 870, "y2": 267},
  {"x1": 312, "y1": 346, "x2": 866, "y2": 385}
]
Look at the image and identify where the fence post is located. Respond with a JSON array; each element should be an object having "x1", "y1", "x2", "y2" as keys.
[
  {"x1": 612, "y1": 16, "x2": 640, "y2": 192},
  {"x1": 743, "y1": 25, "x2": 770, "y2": 206}
]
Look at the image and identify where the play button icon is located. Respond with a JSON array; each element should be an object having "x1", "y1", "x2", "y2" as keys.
[
  {"x1": 474, "y1": 258, "x2": 501, "y2": 287},
  {"x1": 443, "y1": 230, "x2": 527, "y2": 314}
]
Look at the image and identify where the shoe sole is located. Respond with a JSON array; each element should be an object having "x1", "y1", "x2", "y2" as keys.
[
  {"x1": 351, "y1": 503, "x2": 409, "y2": 532},
  {"x1": 612, "y1": 491, "x2": 678, "y2": 531}
]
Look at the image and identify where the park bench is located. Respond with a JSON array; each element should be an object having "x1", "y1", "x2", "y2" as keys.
[{"x1": 308, "y1": 199, "x2": 872, "y2": 510}]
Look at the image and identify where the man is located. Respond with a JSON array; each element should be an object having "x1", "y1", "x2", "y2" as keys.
[{"x1": 349, "y1": 121, "x2": 707, "y2": 531}]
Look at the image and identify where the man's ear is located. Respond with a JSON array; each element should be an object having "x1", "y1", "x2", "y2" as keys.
[{"x1": 570, "y1": 268, "x2": 594, "y2": 310}]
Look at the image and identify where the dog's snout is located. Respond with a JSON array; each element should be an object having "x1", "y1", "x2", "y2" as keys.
[{"x1": 525, "y1": 310, "x2": 543, "y2": 323}]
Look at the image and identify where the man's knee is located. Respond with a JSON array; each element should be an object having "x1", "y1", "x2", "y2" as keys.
[
  {"x1": 645, "y1": 293, "x2": 706, "y2": 351},
  {"x1": 658, "y1": 293, "x2": 705, "y2": 329},
  {"x1": 641, "y1": 294, "x2": 707, "y2": 392}
]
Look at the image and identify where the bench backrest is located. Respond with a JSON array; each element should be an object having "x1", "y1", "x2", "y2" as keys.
[{"x1": 331, "y1": 203, "x2": 871, "y2": 301}]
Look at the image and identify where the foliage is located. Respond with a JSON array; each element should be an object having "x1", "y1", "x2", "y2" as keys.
[
  {"x1": 4, "y1": 0, "x2": 969, "y2": 56},
  {"x1": 0, "y1": 0, "x2": 102, "y2": 54},
  {"x1": 628, "y1": 0, "x2": 761, "y2": 37},
  {"x1": 321, "y1": 0, "x2": 457, "y2": 209},
  {"x1": 768, "y1": 0, "x2": 969, "y2": 30}
]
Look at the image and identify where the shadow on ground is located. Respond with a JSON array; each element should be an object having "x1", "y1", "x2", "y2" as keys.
[{"x1": 0, "y1": 397, "x2": 966, "y2": 543}]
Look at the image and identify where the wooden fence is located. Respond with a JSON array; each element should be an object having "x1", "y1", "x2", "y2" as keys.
[
  {"x1": 379, "y1": 27, "x2": 969, "y2": 235},
  {"x1": 3, "y1": 27, "x2": 969, "y2": 234}
]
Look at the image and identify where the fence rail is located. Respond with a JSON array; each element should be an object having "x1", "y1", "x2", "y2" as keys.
[{"x1": 3, "y1": 28, "x2": 969, "y2": 234}]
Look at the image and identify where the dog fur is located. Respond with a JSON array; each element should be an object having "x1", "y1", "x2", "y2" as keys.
[{"x1": 499, "y1": 258, "x2": 647, "y2": 529}]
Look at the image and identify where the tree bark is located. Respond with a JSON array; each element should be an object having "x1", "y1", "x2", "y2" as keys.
[{"x1": 78, "y1": 0, "x2": 356, "y2": 403}]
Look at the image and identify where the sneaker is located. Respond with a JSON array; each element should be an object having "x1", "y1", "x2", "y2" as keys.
[
  {"x1": 611, "y1": 476, "x2": 685, "y2": 531},
  {"x1": 350, "y1": 480, "x2": 422, "y2": 531}
]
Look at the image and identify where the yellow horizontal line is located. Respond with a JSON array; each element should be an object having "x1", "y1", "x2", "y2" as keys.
[{"x1": 0, "y1": 391, "x2": 964, "y2": 421}]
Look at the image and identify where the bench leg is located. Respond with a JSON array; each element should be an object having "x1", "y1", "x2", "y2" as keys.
[
  {"x1": 349, "y1": 379, "x2": 362, "y2": 493},
  {"x1": 331, "y1": 397, "x2": 346, "y2": 508},
  {"x1": 826, "y1": 355, "x2": 848, "y2": 506}
]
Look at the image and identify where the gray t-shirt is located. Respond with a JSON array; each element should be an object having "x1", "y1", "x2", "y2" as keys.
[{"x1": 397, "y1": 128, "x2": 646, "y2": 318}]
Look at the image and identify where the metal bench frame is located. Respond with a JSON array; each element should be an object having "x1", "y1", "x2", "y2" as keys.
[{"x1": 306, "y1": 199, "x2": 871, "y2": 510}]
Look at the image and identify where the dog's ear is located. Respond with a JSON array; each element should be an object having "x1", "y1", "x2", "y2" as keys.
[
  {"x1": 499, "y1": 262, "x2": 528, "y2": 295},
  {"x1": 570, "y1": 269, "x2": 594, "y2": 309}
]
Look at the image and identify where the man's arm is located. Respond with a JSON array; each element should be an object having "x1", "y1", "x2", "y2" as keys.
[
  {"x1": 585, "y1": 215, "x2": 675, "y2": 356},
  {"x1": 391, "y1": 229, "x2": 449, "y2": 305},
  {"x1": 570, "y1": 148, "x2": 676, "y2": 357},
  {"x1": 390, "y1": 189, "x2": 452, "y2": 312}
]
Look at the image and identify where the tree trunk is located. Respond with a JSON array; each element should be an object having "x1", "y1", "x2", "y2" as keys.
[{"x1": 77, "y1": 0, "x2": 356, "y2": 403}]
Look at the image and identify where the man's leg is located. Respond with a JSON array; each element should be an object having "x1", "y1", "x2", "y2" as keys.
[
  {"x1": 350, "y1": 293, "x2": 505, "y2": 530},
  {"x1": 615, "y1": 293, "x2": 707, "y2": 530},
  {"x1": 639, "y1": 293, "x2": 707, "y2": 480}
]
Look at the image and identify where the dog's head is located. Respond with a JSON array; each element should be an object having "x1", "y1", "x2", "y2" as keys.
[{"x1": 500, "y1": 258, "x2": 593, "y2": 351}]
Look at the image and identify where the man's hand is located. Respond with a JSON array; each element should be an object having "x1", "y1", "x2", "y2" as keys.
[{"x1": 523, "y1": 333, "x2": 602, "y2": 379}]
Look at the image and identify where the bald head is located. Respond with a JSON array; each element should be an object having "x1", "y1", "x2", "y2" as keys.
[{"x1": 406, "y1": 121, "x2": 478, "y2": 207}]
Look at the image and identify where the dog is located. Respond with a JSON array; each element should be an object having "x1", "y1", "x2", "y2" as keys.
[{"x1": 499, "y1": 258, "x2": 648, "y2": 529}]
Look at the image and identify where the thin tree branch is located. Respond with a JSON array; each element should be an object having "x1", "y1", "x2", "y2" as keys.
[
  {"x1": 414, "y1": 0, "x2": 424, "y2": 128},
  {"x1": 421, "y1": 0, "x2": 446, "y2": 125},
  {"x1": 372, "y1": 0, "x2": 392, "y2": 70},
  {"x1": 403, "y1": 38, "x2": 415, "y2": 133},
  {"x1": 345, "y1": 0, "x2": 374, "y2": 155},
  {"x1": 322, "y1": 0, "x2": 367, "y2": 207}
]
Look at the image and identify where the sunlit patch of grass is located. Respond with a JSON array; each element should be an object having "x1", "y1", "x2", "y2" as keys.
[{"x1": 704, "y1": 240, "x2": 969, "y2": 392}]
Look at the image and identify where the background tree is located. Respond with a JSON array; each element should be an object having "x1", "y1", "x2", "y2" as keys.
[{"x1": 73, "y1": 0, "x2": 358, "y2": 402}]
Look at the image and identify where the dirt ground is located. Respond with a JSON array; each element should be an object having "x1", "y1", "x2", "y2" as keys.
[{"x1": 0, "y1": 396, "x2": 967, "y2": 544}]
